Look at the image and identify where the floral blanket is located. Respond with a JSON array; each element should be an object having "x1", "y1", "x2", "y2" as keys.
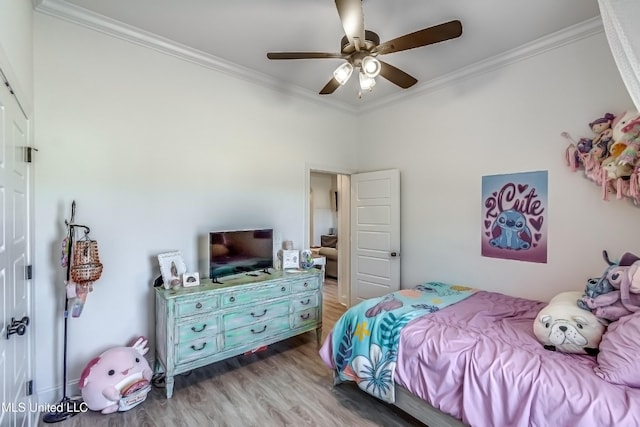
[{"x1": 331, "y1": 282, "x2": 476, "y2": 403}]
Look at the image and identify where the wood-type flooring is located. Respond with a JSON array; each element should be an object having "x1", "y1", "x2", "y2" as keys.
[{"x1": 40, "y1": 279, "x2": 424, "y2": 427}]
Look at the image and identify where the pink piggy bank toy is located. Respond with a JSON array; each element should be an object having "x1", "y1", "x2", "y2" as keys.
[{"x1": 79, "y1": 336, "x2": 153, "y2": 414}]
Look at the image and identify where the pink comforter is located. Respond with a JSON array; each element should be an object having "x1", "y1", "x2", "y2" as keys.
[{"x1": 320, "y1": 291, "x2": 640, "y2": 427}]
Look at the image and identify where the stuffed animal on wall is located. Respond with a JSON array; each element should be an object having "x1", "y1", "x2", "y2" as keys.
[
  {"x1": 79, "y1": 336, "x2": 153, "y2": 414},
  {"x1": 588, "y1": 112, "x2": 615, "y2": 161},
  {"x1": 617, "y1": 117, "x2": 640, "y2": 166},
  {"x1": 533, "y1": 291, "x2": 606, "y2": 355},
  {"x1": 609, "y1": 110, "x2": 640, "y2": 158},
  {"x1": 602, "y1": 156, "x2": 634, "y2": 180}
]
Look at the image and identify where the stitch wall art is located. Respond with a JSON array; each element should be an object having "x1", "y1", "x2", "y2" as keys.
[{"x1": 481, "y1": 170, "x2": 548, "y2": 263}]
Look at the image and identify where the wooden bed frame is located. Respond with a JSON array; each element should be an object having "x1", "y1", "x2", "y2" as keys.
[
  {"x1": 394, "y1": 384, "x2": 466, "y2": 427},
  {"x1": 334, "y1": 371, "x2": 466, "y2": 426}
]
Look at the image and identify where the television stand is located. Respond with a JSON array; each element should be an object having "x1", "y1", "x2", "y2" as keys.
[
  {"x1": 262, "y1": 268, "x2": 272, "y2": 275},
  {"x1": 212, "y1": 277, "x2": 224, "y2": 284}
]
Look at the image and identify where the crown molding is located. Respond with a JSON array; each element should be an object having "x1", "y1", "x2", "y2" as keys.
[
  {"x1": 359, "y1": 17, "x2": 604, "y2": 114},
  {"x1": 34, "y1": 0, "x2": 602, "y2": 115},
  {"x1": 34, "y1": 0, "x2": 358, "y2": 114}
]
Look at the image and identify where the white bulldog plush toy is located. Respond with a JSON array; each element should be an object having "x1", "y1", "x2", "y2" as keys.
[{"x1": 533, "y1": 291, "x2": 606, "y2": 356}]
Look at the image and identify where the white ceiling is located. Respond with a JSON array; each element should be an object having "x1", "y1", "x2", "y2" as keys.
[{"x1": 35, "y1": 0, "x2": 602, "y2": 111}]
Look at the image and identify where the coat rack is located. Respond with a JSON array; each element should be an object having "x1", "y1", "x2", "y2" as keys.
[{"x1": 43, "y1": 201, "x2": 90, "y2": 423}]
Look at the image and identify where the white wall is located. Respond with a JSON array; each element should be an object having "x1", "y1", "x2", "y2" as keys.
[
  {"x1": 33, "y1": 14, "x2": 358, "y2": 401},
  {"x1": 0, "y1": 0, "x2": 33, "y2": 107},
  {"x1": 31, "y1": 10, "x2": 640, "y2": 404},
  {"x1": 310, "y1": 172, "x2": 337, "y2": 245},
  {"x1": 357, "y1": 31, "x2": 639, "y2": 302}
]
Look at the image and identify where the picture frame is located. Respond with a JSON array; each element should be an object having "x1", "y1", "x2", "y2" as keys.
[
  {"x1": 158, "y1": 251, "x2": 187, "y2": 289},
  {"x1": 182, "y1": 272, "x2": 200, "y2": 288},
  {"x1": 282, "y1": 249, "x2": 299, "y2": 270}
]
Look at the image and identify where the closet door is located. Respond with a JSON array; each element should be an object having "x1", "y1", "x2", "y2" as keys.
[{"x1": 0, "y1": 72, "x2": 33, "y2": 427}]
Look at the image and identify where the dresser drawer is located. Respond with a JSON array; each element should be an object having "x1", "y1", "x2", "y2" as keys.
[
  {"x1": 291, "y1": 292, "x2": 319, "y2": 312},
  {"x1": 175, "y1": 337, "x2": 219, "y2": 365},
  {"x1": 291, "y1": 277, "x2": 319, "y2": 293},
  {"x1": 224, "y1": 316, "x2": 290, "y2": 348},
  {"x1": 222, "y1": 283, "x2": 290, "y2": 307},
  {"x1": 223, "y1": 299, "x2": 289, "y2": 331},
  {"x1": 177, "y1": 314, "x2": 219, "y2": 342},
  {"x1": 291, "y1": 307, "x2": 319, "y2": 329},
  {"x1": 176, "y1": 296, "x2": 219, "y2": 318}
]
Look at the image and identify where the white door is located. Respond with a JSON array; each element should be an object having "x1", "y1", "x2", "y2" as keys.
[
  {"x1": 350, "y1": 169, "x2": 400, "y2": 305},
  {"x1": 0, "y1": 73, "x2": 33, "y2": 427}
]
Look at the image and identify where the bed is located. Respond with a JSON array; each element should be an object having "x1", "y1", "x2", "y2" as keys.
[{"x1": 319, "y1": 283, "x2": 640, "y2": 427}]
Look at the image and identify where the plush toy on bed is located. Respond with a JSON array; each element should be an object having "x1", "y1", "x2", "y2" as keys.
[
  {"x1": 579, "y1": 251, "x2": 640, "y2": 321},
  {"x1": 533, "y1": 291, "x2": 606, "y2": 355},
  {"x1": 79, "y1": 336, "x2": 153, "y2": 414}
]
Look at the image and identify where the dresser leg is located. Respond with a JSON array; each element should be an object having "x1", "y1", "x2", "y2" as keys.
[
  {"x1": 316, "y1": 326, "x2": 323, "y2": 347},
  {"x1": 166, "y1": 375, "x2": 175, "y2": 399}
]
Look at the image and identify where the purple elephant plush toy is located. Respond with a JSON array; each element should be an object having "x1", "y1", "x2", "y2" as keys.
[
  {"x1": 580, "y1": 251, "x2": 640, "y2": 322},
  {"x1": 79, "y1": 336, "x2": 153, "y2": 414}
]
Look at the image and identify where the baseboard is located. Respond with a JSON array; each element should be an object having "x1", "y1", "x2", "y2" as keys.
[
  {"x1": 36, "y1": 380, "x2": 81, "y2": 405},
  {"x1": 35, "y1": 355, "x2": 155, "y2": 405}
]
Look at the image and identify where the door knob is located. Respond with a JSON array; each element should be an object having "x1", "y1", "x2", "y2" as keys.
[{"x1": 6, "y1": 316, "x2": 30, "y2": 339}]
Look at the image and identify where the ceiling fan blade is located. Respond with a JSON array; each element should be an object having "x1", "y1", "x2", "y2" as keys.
[
  {"x1": 267, "y1": 52, "x2": 346, "y2": 60},
  {"x1": 378, "y1": 61, "x2": 418, "y2": 89},
  {"x1": 373, "y1": 20, "x2": 463, "y2": 55},
  {"x1": 335, "y1": 0, "x2": 366, "y2": 49},
  {"x1": 319, "y1": 78, "x2": 341, "y2": 95}
]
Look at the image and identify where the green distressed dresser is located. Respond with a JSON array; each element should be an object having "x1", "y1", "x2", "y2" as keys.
[{"x1": 154, "y1": 270, "x2": 323, "y2": 398}]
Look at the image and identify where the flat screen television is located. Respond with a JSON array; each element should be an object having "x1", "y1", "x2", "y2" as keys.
[{"x1": 209, "y1": 228, "x2": 273, "y2": 280}]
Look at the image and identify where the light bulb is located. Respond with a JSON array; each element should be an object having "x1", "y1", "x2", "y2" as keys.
[
  {"x1": 333, "y1": 62, "x2": 354, "y2": 85},
  {"x1": 361, "y1": 56, "x2": 381, "y2": 78},
  {"x1": 359, "y1": 71, "x2": 376, "y2": 91}
]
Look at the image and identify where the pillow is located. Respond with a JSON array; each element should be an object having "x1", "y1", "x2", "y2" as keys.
[
  {"x1": 594, "y1": 311, "x2": 640, "y2": 387},
  {"x1": 533, "y1": 291, "x2": 606, "y2": 355}
]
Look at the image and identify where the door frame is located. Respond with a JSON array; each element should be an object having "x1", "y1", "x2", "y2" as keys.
[{"x1": 305, "y1": 163, "x2": 354, "y2": 306}]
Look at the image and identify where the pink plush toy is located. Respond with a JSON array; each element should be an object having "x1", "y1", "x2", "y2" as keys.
[
  {"x1": 79, "y1": 336, "x2": 153, "y2": 414},
  {"x1": 609, "y1": 110, "x2": 640, "y2": 158},
  {"x1": 617, "y1": 116, "x2": 640, "y2": 166}
]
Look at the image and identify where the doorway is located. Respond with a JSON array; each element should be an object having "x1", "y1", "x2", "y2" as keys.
[{"x1": 306, "y1": 167, "x2": 351, "y2": 306}]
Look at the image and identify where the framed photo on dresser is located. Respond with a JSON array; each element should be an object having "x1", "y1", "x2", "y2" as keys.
[{"x1": 158, "y1": 251, "x2": 187, "y2": 289}]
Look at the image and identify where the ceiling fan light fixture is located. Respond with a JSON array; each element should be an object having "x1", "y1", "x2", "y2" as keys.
[
  {"x1": 361, "y1": 56, "x2": 381, "y2": 78},
  {"x1": 333, "y1": 62, "x2": 354, "y2": 85},
  {"x1": 359, "y1": 71, "x2": 376, "y2": 91}
]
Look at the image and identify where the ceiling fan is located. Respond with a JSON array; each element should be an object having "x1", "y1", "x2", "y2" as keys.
[{"x1": 266, "y1": 0, "x2": 463, "y2": 95}]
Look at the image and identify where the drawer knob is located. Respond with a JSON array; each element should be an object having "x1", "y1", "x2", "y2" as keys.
[
  {"x1": 229, "y1": 296, "x2": 236, "y2": 302},
  {"x1": 300, "y1": 298, "x2": 311, "y2": 305},
  {"x1": 251, "y1": 325, "x2": 267, "y2": 334},
  {"x1": 300, "y1": 313, "x2": 311, "y2": 320},
  {"x1": 191, "y1": 324, "x2": 207, "y2": 333},
  {"x1": 190, "y1": 342, "x2": 207, "y2": 351},
  {"x1": 281, "y1": 287, "x2": 286, "y2": 292},
  {"x1": 195, "y1": 302, "x2": 202, "y2": 309},
  {"x1": 251, "y1": 309, "x2": 267, "y2": 318},
  {"x1": 304, "y1": 282, "x2": 308, "y2": 287}
]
